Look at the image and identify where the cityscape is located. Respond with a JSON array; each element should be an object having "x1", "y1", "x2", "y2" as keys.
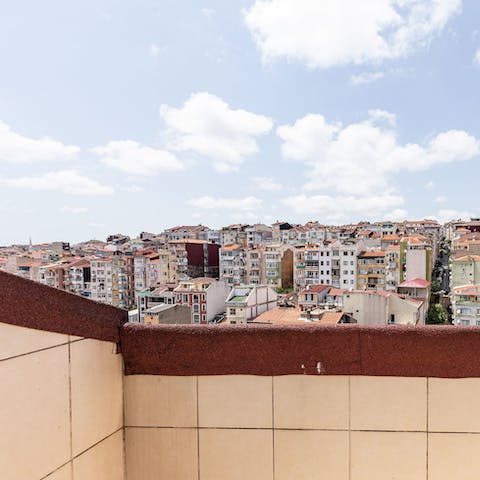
[
  {"x1": 2, "y1": 217, "x2": 479, "y2": 327},
  {"x1": 3, "y1": 0, "x2": 480, "y2": 479}
]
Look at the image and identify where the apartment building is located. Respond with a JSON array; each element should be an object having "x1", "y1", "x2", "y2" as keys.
[
  {"x1": 245, "y1": 248, "x2": 264, "y2": 285},
  {"x1": 450, "y1": 254, "x2": 480, "y2": 288},
  {"x1": 174, "y1": 278, "x2": 230, "y2": 323},
  {"x1": 451, "y1": 284, "x2": 480, "y2": 325},
  {"x1": 168, "y1": 239, "x2": 220, "y2": 282},
  {"x1": 164, "y1": 225, "x2": 211, "y2": 242},
  {"x1": 245, "y1": 223, "x2": 273, "y2": 247},
  {"x1": 219, "y1": 244, "x2": 247, "y2": 286},
  {"x1": 225, "y1": 285, "x2": 278, "y2": 324},
  {"x1": 385, "y1": 245, "x2": 401, "y2": 291},
  {"x1": 90, "y1": 255, "x2": 134, "y2": 308},
  {"x1": 357, "y1": 251, "x2": 386, "y2": 290},
  {"x1": 264, "y1": 244, "x2": 294, "y2": 290},
  {"x1": 61, "y1": 258, "x2": 91, "y2": 297},
  {"x1": 145, "y1": 249, "x2": 169, "y2": 286},
  {"x1": 318, "y1": 240, "x2": 365, "y2": 288},
  {"x1": 220, "y1": 224, "x2": 249, "y2": 247}
]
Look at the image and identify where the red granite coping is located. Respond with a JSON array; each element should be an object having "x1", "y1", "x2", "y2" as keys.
[
  {"x1": 120, "y1": 322, "x2": 480, "y2": 378},
  {"x1": 0, "y1": 270, "x2": 127, "y2": 343},
  {"x1": 3, "y1": 269, "x2": 480, "y2": 378}
]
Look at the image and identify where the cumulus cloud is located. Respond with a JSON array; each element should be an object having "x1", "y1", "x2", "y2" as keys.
[
  {"x1": 351, "y1": 71, "x2": 385, "y2": 85},
  {"x1": 150, "y1": 43, "x2": 163, "y2": 58},
  {"x1": 188, "y1": 195, "x2": 262, "y2": 211},
  {"x1": 277, "y1": 112, "x2": 479, "y2": 196},
  {"x1": 435, "y1": 195, "x2": 448, "y2": 203},
  {"x1": 436, "y1": 209, "x2": 477, "y2": 223},
  {"x1": 244, "y1": 0, "x2": 461, "y2": 68},
  {"x1": 475, "y1": 48, "x2": 480, "y2": 64},
  {"x1": 282, "y1": 193, "x2": 405, "y2": 222},
  {"x1": 252, "y1": 176, "x2": 283, "y2": 191},
  {"x1": 61, "y1": 206, "x2": 88, "y2": 214},
  {"x1": 0, "y1": 121, "x2": 79, "y2": 163},
  {"x1": 160, "y1": 92, "x2": 273, "y2": 172},
  {"x1": 91, "y1": 140, "x2": 184, "y2": 175},
  {"x1": 2, "y1": 171, "x2": 113, "y2": 196}
]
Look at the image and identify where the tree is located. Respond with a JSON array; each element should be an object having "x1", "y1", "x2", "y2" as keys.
[
  {"x1": 426, "y1": 303, "x2": 448, "y2": 325},
  {"x1": 430, "y1": 279, "x2": 441, "y2": 293}
]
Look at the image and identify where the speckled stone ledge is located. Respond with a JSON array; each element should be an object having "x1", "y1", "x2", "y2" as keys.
[{"x1": 0, "y1": 270, "x2": 127, "y2": 342}]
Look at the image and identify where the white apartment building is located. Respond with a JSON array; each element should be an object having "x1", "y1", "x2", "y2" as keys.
[
  {"x1": 219, "y1": 244, "x2": 247, "y2": 286},
  {"x1": 318, "y1": 240, "x2": 366, "y2": 288}
]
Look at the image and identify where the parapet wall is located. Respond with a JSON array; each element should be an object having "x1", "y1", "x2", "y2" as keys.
[{"x1": 2, "y1": 270, "x2": 480, "y2": 480}]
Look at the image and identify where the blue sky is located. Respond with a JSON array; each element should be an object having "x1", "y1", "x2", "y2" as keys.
[{"x1": 1, "y1": 0, "x2": 480, "y2": 244}]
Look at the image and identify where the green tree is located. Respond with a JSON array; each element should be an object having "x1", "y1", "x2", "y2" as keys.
[
  {"x1": 430, "y1": 279, "x2": 441, "y2": 293},
  {"x1": 426, "y1": 303, "x2": 448, "y2": 325}
]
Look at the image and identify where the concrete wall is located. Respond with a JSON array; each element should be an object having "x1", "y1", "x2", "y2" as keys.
[{"x1": 0, "y1": 322, "x2": 124, "y2": 480}]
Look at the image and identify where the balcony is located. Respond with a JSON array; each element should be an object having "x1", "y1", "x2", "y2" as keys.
[{"x1": 2, "y1": 269, "x2": 480, "y2": 479}]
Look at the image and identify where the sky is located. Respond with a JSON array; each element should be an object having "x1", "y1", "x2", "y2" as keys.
[{"x1": 1, "y1": 0, "x2": 480, "y2": 244}]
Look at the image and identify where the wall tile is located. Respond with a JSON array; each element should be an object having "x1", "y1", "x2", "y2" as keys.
[
  {"x1": 125, "y1": 375, "x2": 197, "y2": 427},
  {"x1": 429, "y1": 433, "x2": 480, "y2": 480},
  {"x1": 274, "y1": 375, "x2": 349, "y2": 430},
  {"x1": 0, "y1": 322, "x2": 68, "y2": 360},
  {"x1": 275, "y1": 430, "x2": 348, "y2": 480},
  {"x1": 71, "y1": 339, "x2": 123, "y2": 456},
  {"x1": 199, "y1": 429, "x2": 273, "y2": 480},
  {"x1": 126, "y1": 427, "x2": 197, "y2": 480},
  {"x1": 351, "y1": 376, "x2": 427, "y2": 431},
  {"x1": 73, "y1": 430, "x2": 124, "y2": 480},
  {"x1": 0, "y1": 346, "x2": 70, "y2": 480},
  {"x1": 429, "y1": 378, "x2": 480, "y2": 432},
  {"x1": 198, "y1": 375, "x2": 272, "y2": 428},
  {"x1": 351, "y1": 431, "x2": 426, "y2": 480}
]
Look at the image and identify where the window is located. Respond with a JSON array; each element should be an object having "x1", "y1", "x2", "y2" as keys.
[
  {"x1": 193, "y1": 304, "x2": 199, "y2": 313},
  {"x1": 193, "y1": 314, "x2": 200, "y2": 323},
  {"x1": 202, "y1": 304, "x2": 206, "y2": 311},
  {"x1": 183, "y1": 294, "x2": 188, "y2": 303},
  {"x1": 461, "y1": 320, "x2": 470, "y2": 326},
  {"x1": 229, "y1": 308, "x2": 236, "y2": 315}
]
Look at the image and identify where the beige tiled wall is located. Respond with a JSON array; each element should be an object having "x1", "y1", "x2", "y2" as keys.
[
  {"x1": 124, "y1": 374, "x2": 480, "y2": 480},
  {"x1": 0, "y1": 322, "x2": 125, "y2": 480},
  {"x1": 5, "y1": 317, "x2": 480, "y2": 480}
]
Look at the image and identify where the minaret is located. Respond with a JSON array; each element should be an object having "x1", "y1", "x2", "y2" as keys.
[{"x1": 29, "y1": 236, "x2": 33, "y2": 252}]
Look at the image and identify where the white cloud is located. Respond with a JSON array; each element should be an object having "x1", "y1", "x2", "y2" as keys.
[
  {"x1": 351, "y1": 71, "x2": 385, "y2": 85},
  {"x1": 123, "y1": 185, "x2": 145, "y2": 193},
  {"x1": 150, "y1": 43, "x2": 162, "y2": 58},
  {"x1": 277, "y1": 112, "x2": 479, "y2": 196},
  {"x1": 252, "y1": 176, "x2": 283, "y2": 191},
  {"x1": 201, "y1": 7, "x2": 216, "y2": 19},
  {"x1": 188, "y1": 195, "x2": 262, "y2": 211},
  {"x1": 0, "y1": 121, "x2": 79, "y2": 163},
  {"x1": 435, "y1": 195, "x2": 448, "y2": 203},
  {"x1": 3, "y1": 171, "x2": 113, "y2": 196},
  {"x1": 425, "y1": 180, "x2": 435, "y2": 189},
  {"x1": 92, "y1": 140, "x2": 184, "y2": 175},
  {"x1": 61, "y1": 206, "x2": 88, "y2": 214},
  {"x1": 160, "y1": 92, "x2": 273, "y2": 172},
  {"x1": 436, "y1": 209, "x2": 476, "y2": 223},
  {"x1": 282, "y1": 193, "x2": 405, "y2": 222},
  {"x1": 475, "y1": 48, "x2": 480, "y2": 64},
  {"x1": 244, "y1": 0, "x2": 462, "y2": 69},
  {"x1": 368, "y1": 109, "x2": 396, "y2": 127}
]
